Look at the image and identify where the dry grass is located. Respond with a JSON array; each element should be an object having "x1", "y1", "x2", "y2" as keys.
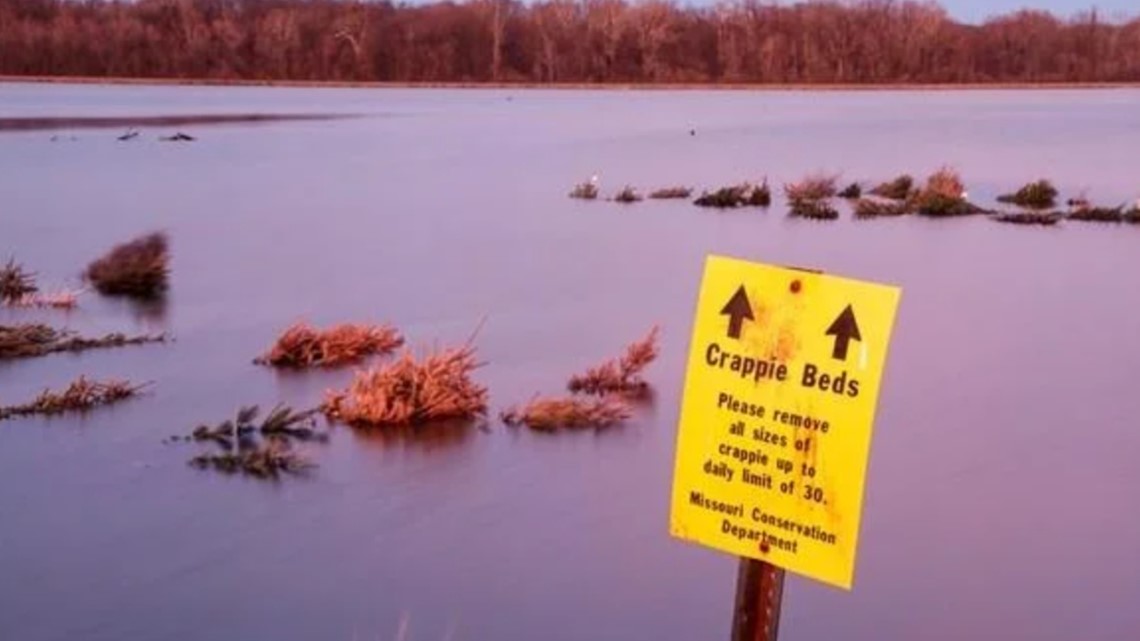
[
  {"x1": 501, "y1": 396, "x2": 631, "y2": 431},
  {"x1": 255, "y1": 322, "x2": 404, "y2": 368},
  {"x1": 783, "y1": 173, "x2": 838, "y2": 205},
  {"x1": 0, "y1": 323, "x2": 166, "y2": 360},
  {"x1": 992, "y1": 211, "x2": 1062, "y2": 226},
  {"x1": 997, "y1": 179, "x2": 1058, "y2": 209},
  {"x1": 568, "y1": 326, "x2": 659, "y2": 396},
  {"x1": 0, "y1": 258, "x2": 37, "y2": 302},
  {"x1": 84, "y1": 232, "x2": 169, "y2": 298},
  {"x1": 869, "y1": 175, "x2": 916, "y2": 200},
  {"x1": 0, "y1": 376, "x2": 148, "y2": 421},
  {"x1": 322, "y1": 343, "x2": 487, "y2": 428},
  {"x1": 854, "y1": 197, "x2": 912, "y2": 218},
  {"x1": 649, "y1": 186, "x2": 693, "y2": 199},
  {"x1": 613, "y1": 186, "x2": 643, "y2": 203}
]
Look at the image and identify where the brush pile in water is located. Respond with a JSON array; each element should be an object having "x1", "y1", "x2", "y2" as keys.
[
  {"x1": 838, "y1": 183, "x2": 862, "y2": 199},
  {"x1": 1068, "y1": 204, "x2": 1126, "y2": 222},
  {"x1": 694, "y1": 182, "x2": 770, "y2": 208},
  {"x1": 912, "y1": 167, "x2": 984, "y2": 216},
  {"x1": 501, "y1": 396, "x2": 630, "y2": 431},
  {"x1": 568, "y1": 327, "x2": 659, "y2": 396},
  {"x1": 0, "y1": 323, "x2": 166, "y2": 360},
  {"x1": 0, "y1": 258, "x2": 37, "y2": 302},
  {"x1": 85, "y1": 232, "x2": 169, "y2": 298},
  {"x1": 255, "y1": 322, "x2": 404, "y2": 368},
  {"x1": 869, "y1": 175, "x2": 916, "y2": 200},
  {"x1": 997, "y1": 179, "x2": 1058, "y2": 209},
  {"x1": 613, "y1": 186, "x2": 643, "y2": 203},
  {"x1": 854, "y1": 197, "x2": 912, "y2": 218},
  {"x1": 569, "y1": 180, "x2": 599, "y2": 200},
  {"x1": 178, "y1": 405, "x2": 323, "y2": 478},
  {"x1": 649, "y1": 187, "x2": 693, "y2": 199},
  {"x1": 784, "y1": 174, "x2": 838, "y2": 219},
  {"x1": 993, "y1": 211, "x2": 1062, "y2": 226},
  {"x1": 322, "y1": 344, "x2": 487, "y2": 428},
  {"x1": 0, "y1": 376, "x2": 148, "y2": 421}
]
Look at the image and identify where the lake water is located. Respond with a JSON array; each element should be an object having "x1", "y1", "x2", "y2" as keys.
[{"x1": 1, "y1": 83, "x2": 1139, "y2": 641}]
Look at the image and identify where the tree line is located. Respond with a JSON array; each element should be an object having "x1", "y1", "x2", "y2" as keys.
[{"x1": 2, "y1": 0, "x2": 1139, "y2": 84}]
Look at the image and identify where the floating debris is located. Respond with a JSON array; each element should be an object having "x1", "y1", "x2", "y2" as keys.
[
  {"x1": 322, "y1": 343, "x2": 487, "y2": 428},
  {"x1": 159, "y1": 132, "x2": 195, "y2": 142},
  {"x1": 694, "y1": 182, "x2": 770, "y2": 209},
  {"x1": 84, "y1": 232, "x2": 169, "y2": 298},
  {"x1": 190, "y1": 440, "x2": 312, "y2": 479},
  {"x1": 854, "y1": 197, "x2": 912, "y2": 218},
  {"x1": 255, "y1": 322, "x2": 404, "y2": 368},
  {"x1": 992, "y1": 211, "x2": 1062, "y2": 226},
  {"x1": 997, "y1": 179, "x2": 1058, "y2": 209},
  {"x1": 568, "y1": 326, "x2": 659, "y2": 397},
  {"x1": 177, "y1": 405, "x2": 324, "y2": 479},
  {"x1": 501, "y1": 396, "x2": 630, "y2": 431},
  {"x1": 838, "y1": 183, "x2": 862, "y2": 199},
  {"x1": 569, "y1": 176, "x2": 599, "y2": 200},
  {"x1": 648, "y1": 187, "x2": 693, "y2": 199},
  {"x1": 0, "y1": 376, "x2": 149, "y2": 421},
  {"x1": 0, "y1": 258, "x2": 37, "y2": 302},
  {"x1": 869, "y1": 174, "x2": 915, "y2": 200},
  {"x1": 0, "y1": 323, "x2": 166, "y2": 360},
  {"x1": 117, "y1": 128, "x2": 139, "y2": 141},
  {"x1": 613, "y1": 186, "x2": 643, "y2": 203}
]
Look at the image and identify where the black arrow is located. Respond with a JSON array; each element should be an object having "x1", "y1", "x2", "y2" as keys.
[
  {"x1": 825, "y1": 305, "x2": 862, "y2": 361},
  {"x1": 720, "y1": 286, "x2": 754, "y2": 340}
]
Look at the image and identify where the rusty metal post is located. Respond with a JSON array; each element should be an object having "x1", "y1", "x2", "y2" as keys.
[{"x1": 731, "y1": 558, "x2": 786, "y2": 641}]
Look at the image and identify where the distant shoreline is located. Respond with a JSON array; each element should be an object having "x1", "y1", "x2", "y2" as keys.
[{"x1": 4, "y1": 75, "x2": 1140, "y2": 92}]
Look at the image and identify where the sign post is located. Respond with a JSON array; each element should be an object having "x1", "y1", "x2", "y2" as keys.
[{"x1": 670, "y1": 255, "x2": 901, "y2": 635}]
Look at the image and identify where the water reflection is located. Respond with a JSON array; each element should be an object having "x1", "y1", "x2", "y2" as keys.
[{"x1": 346, "y1": 420, "x2": 479, "y2": 453}]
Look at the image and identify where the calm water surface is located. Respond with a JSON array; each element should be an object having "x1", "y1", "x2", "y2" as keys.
[{"x1": 1, "y1": 84, "x2": 1139, "y2": 641}]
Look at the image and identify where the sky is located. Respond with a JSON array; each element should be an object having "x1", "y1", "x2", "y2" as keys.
[{"x1": 945, "y1": 0, "x2": 1137, "y2": 23}]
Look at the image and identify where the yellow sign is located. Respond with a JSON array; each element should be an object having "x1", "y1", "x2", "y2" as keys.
[{"x1": 669, "y1": 255, "x2": 901, "y2": 590}]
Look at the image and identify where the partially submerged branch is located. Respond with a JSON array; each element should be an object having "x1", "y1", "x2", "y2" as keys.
[
  {"x1": 869, "y1": 175, "x2": 916, "y2": 200},
  {"x1": 0, "y1": 376, "x2": 149, "y2": 421},
  {"x1": 568, "y1": 326, "x2": 659, "y2": 396},
  {"x1": 175, "y1": 404, "x2": 325, "y2": 479},
  {"x1": 0, "y1": 323, "x2": 166, "y2": 360}
]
